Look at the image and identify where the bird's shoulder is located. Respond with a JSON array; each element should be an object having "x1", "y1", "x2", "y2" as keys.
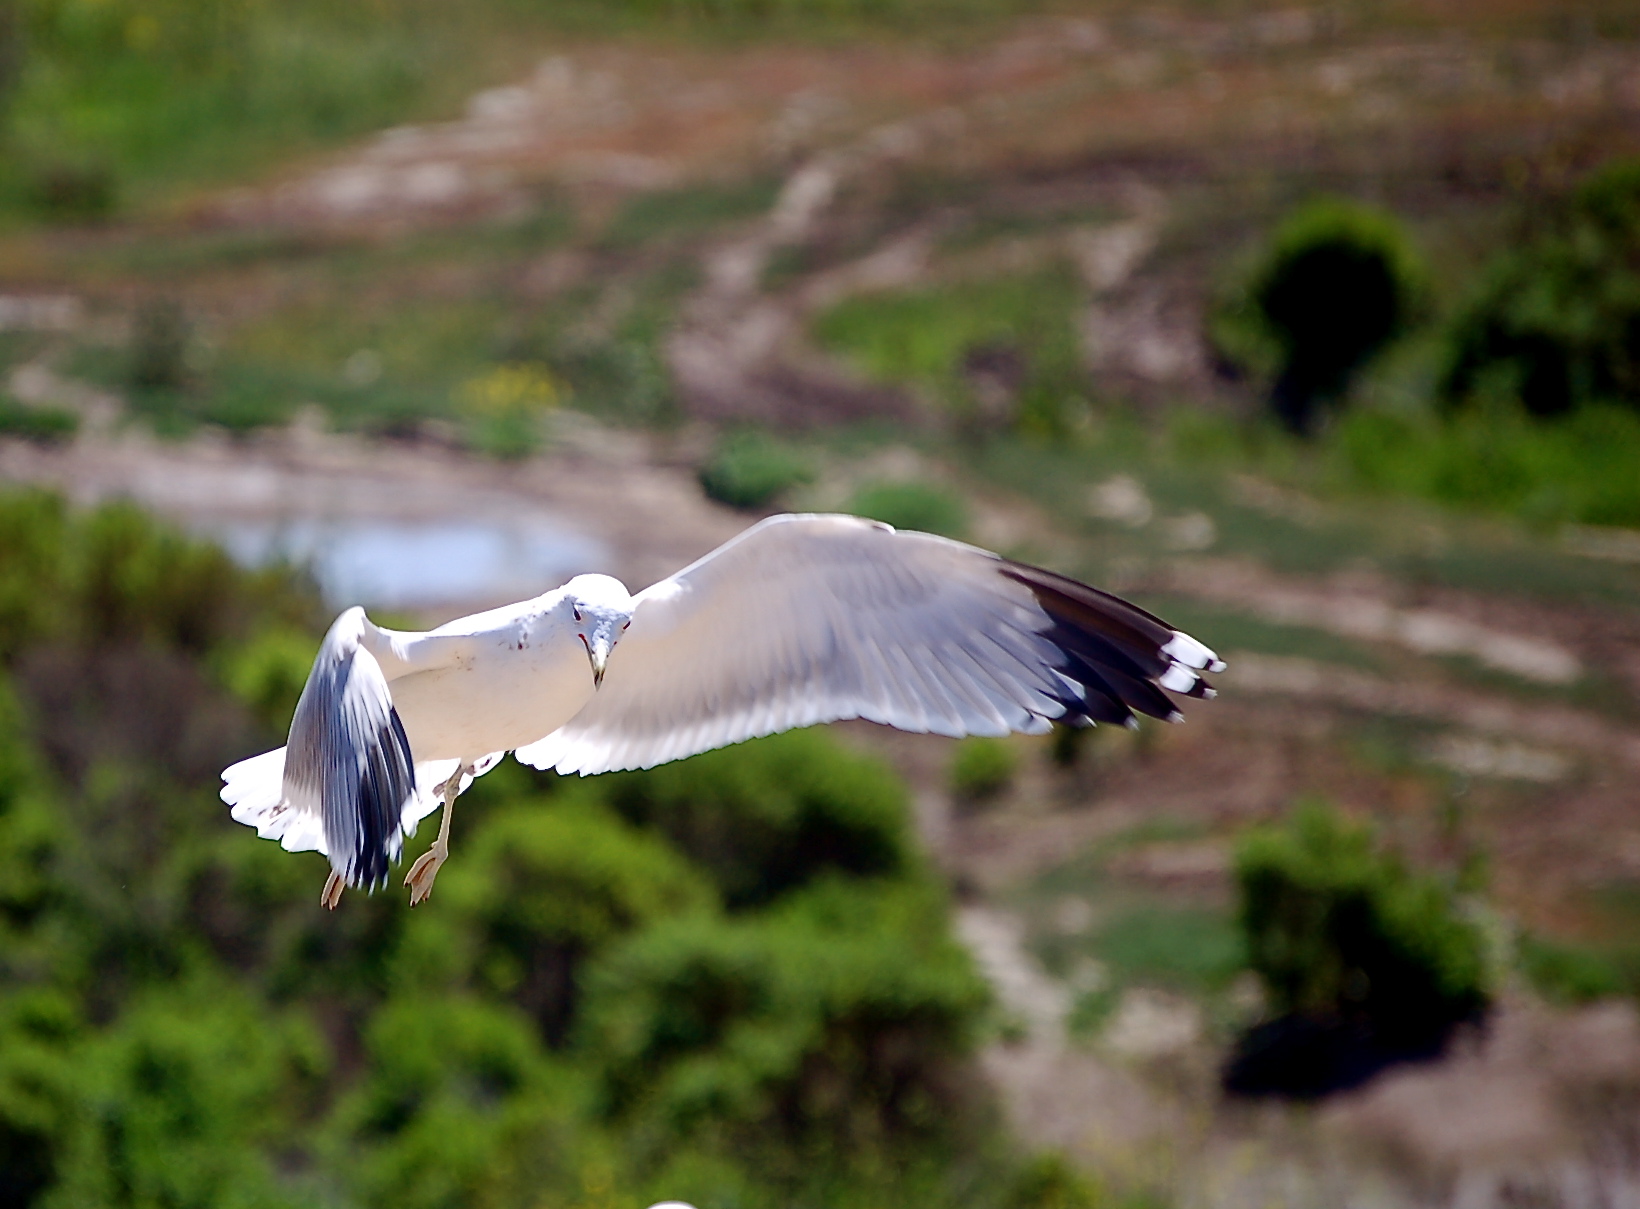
[{"x1": 426, "y1": 592, "x2": 565, "y2": 640}]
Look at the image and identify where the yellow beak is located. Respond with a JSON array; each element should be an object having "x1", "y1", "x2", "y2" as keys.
[{"x1": 589, "y1": 637, "x2": 611, "y2": 688}]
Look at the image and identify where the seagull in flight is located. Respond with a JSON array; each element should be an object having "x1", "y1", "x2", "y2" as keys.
[{"x1": 221, "y1": 514, "x2": 1223, "y2": 909}]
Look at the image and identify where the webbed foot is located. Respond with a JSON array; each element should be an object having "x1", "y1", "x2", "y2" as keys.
[{"x1": 405, "y1": 842, "x2": 447, "y2": 906}]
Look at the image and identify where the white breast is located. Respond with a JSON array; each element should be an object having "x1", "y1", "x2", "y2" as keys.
[{"x1": 388, "y1": 614, "x2": 595, "y2": 763}]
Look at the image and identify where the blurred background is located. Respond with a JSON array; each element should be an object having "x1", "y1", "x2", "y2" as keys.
[{"x1": 0, "y1": 0, "x2": 1638, "y2": 1205}]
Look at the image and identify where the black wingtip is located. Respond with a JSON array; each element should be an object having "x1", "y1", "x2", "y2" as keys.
[
  {"x1": 347, "y1": 707, "x2": 416, "y2": 891},
  {"x1": 998, "y1": 559, "x2": 1221, "y2": 728}
]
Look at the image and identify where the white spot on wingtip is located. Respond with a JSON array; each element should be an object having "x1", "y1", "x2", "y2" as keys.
[
  {"x1": 1159, "y1": 663, "x2": 1198, "y2": 692},
  {"x1": 1163, "y1": 631, "x2": 1219, "y2": 671},
  {"x1": 1201, "y1": 686, "x2": 1217, "y2": 699},
  {"x1": 1167, "y1": 710, "x2": 1185, "y2": 723}
]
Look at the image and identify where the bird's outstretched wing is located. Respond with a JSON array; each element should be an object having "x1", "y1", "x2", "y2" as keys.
[
  {"x1": 516, "y1": 514, "x2": 1222, "y2": 776},
  {"x1": 281, "y1": 606, "x2": 417, "y2": 889}
]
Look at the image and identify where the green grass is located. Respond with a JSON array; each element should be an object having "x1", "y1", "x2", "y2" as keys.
[
  {"x1": 55, "y1": 220, "x2": 703, "y2": 437},
  {"x1": 1518, "y1": 933, "x2": 1635, "y2": 1005},
  {"x1": 698, "y1": 429, "x2": 815, "y2": 509},
  {"x1": 848, "y1": 480, "x2": 970, "y2": 538},
  {"x1": 76, "y1": 194, "x2": 579, "y2": 283},
  {"x1": 813, "y1": 264, "x2": 1086, "y2": 435},
  {"x1": 949, "y1": 736, "x2": 1019, "y2": 802},
  {"x1": 1324, "y1": 401, "x2": 1640, "y2": 530},
  {"x1": 3, "y1": 1, "x2": 513, "y2": 218},
  {"x1": 598, "y1": 179, "x2": 780, "y2": 250},
  {"x1": 1089, "y1": 904, "x2": 1245, "y2": 994},
  {"x1": 1013, "y1": 819, "x2": 1246, "y2": 1039},
  {"x1": 961, "y1": 421, "x2": 1640, "y2": 615},
  {"x1": 0, "y1": 0, "x2": 1067, "y2": 227},
  {"x1": 0, "y1": 394, "x2": 78, "y2": 443}
]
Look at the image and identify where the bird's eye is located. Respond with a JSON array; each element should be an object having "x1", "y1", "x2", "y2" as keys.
[
  {"x1": 573, "y1": 607, "x2": 582, "y2": 622},
  {"x1": 622, "y1": 620, "x2": 630, "y2": 631}
]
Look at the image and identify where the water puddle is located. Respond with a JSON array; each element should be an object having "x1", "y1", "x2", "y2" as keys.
[{"x1": 205, "y1": 516, "x2": 610, "y2": 610}]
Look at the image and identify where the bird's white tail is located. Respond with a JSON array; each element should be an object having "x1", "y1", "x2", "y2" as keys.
[
  {"x1": 221, "y1": 747, "x2": 463, "y2": 859},
  {"x1": 221, "y1": 747, "x2": 328, "y2": 855}
]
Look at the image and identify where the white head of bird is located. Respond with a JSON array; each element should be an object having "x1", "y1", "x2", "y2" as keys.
[{"x1": 565, "y1": 573, "x2": 634, "y2": 688}]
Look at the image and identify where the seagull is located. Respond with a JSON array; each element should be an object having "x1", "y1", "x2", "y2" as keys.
[{"x1": 220, "y1": 514, "x2": 1223, "y2": 909}]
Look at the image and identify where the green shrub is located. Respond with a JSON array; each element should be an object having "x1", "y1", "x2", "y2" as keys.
[
  {"x1": 848, "y1": 480, "x2": 969, "y2": 538},
  {"x1": 436, "y1": 793, "x2": 716, "y2": 1042},
  {"x1": 329, "y1": 994, "x2": 586, "y2": 1209},
  {"x1": 25, "y1": 160, "x2": 118, "y2": 221},
  {"x1": 1235, "y1": 799, "x2": 1488, "y2": 1046},
  {"x1": 602, "y1": 730, "x2": 911, "y2": 910},
  {"x1": 0, "y1": 490, "x2": 73, "y2": 657},
  {"x1": 0, "y1": 394, "x2": 78, "y2": 443},
  {"x1": 1005, "y1": 1153, "x2": 1105, "y2": 1209},
  {"x1": 1441, "y1": 158, "x2": 1640, "y2": 420},
  {"x1": 54, "y1": 980, "x2": 325, "y2": 1209},
  {"x1": 0, "y1": 489, "x2": 318, "y2": 662},
  {"x1": 0, "y1": 675, "x2": 62, "y2": 947},
  {"x1": 949, "y1": 736, "x2": 1017, "y2": 802},
  {"x1": 697, "y1": 429, "x2": 814, "y2": 510},
  {"x1": 128, "y1": 299, "x2": 191, "y2": 392},
  {"x1": 75, "y1": 500, "x2": 269, "y2": 653},
  {"x1": 0, "y1": 988, "x2": 83, "y2": 1206},
  {"x1": 1517, "y1": 933, "x2": 1629, "y2": 1005},
  {"x1": 1325, "y1": 397, "x2": 1640, "y2": 527},
  {"x1": 579, "y1": 878, "x2": 988, "y2": 1154},
  {"x1": 454, "y1": 363, "x2": 564, "y2": 460},
  {"x1": 214, "y1": 626, "x2": 318, "y2": 735},
  {"x1": 1215, "y1": 199, "x2": 1425, "y2": 435}
]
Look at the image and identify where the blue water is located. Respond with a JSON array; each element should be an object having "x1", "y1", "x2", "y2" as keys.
[{"x1": 208, "y1": 516, "x2": 610, "y2": 610}]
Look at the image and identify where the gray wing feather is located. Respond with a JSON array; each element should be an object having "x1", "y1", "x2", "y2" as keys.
[
  {"x1": 517, "y1": 514, "x2": 1222, "y2": 776},
  {"x1": 283, "y1": 607, "x2": 417, "y2": 889}
]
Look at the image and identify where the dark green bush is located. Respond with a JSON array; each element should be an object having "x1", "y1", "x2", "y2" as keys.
[
  {"x1": 1235, "y1": 799, "x2": 1488, "y2": 1047},
  {"x1": 1441, "y1": 158, "x2": 1640, "y2": 420},
  {"x1": 0, "y1": 676, "x2": 61, "y2": 951},
  {"x1": 0, "y1": 394, "x2": 78, "y2": 443},
  {"x1": 329, "y1": 995, "x2": 587, "y2": 1209},
  {"x1": 436, "y1": 793, "x2": 715, "y2": 1042},
  {"x1": 1004, "y1": 1153, "x2": 1106, "y2": 1209},
  {"x1": 602, "y1": 729, "x2": 910, "y2": 910},
  {"x1": 54, "y1": 980, "x2": 324, "y2": 1209},
  {"x1": 848, "y1": 480, "x2": 969, "y2": 539},
  {"x1": 128, "y1": 299, "x2": 191, "y2": 392},
  {"x1": 1518, "y1": 933, "x2": 1630, "y2": 1005},
  {"x1": 0, "y1": 490, "x2": 318, "y2": 663},
  {"x1": 0, "y1": 988, "x2": 83, "y2": 1206},
  {"x1": 697, "y1": 429, "x2": 814, "y2": 510},
  {"x1": 1216, "y1": 199, "x2": 1425, "y2": 435},
  {"x1": 214, "y1": 627, "x2": 319, "y2": 735},
  {"x1": 949, "y1": 736, "x2": 1017, "y2": 802},
  {"x1": 26, "y1": 160, "x2": 117, "y2": 221},
  {"x1": 579, "y1": 877, "x2": 988, "y2": 1154}
]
